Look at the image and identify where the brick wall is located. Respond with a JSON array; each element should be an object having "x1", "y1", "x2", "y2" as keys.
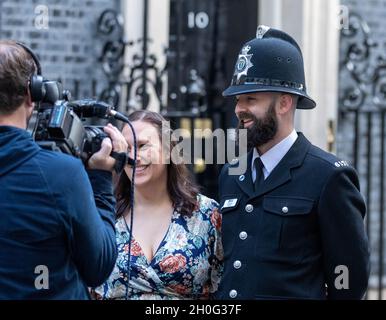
[{"x1": 0, "y1": 0, "x2": 120, "y2": 99}]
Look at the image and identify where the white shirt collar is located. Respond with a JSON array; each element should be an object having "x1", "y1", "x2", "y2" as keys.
[{"x1": 252, "y1": 130, "x2": 298, "y2": 181}]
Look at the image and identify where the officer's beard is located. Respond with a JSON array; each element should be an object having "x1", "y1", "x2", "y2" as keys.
[{"x1": 237, "y1": 99, "x2": 278, "y2": 150}]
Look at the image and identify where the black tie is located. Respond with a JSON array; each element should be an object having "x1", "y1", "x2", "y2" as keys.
[{"x1": 254, "y1": 157, "x2": 265, "y2": 191}]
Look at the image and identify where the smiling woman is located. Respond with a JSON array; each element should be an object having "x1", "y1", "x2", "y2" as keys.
[{"x1": 92, "y1": 110, "x2": 223, "y2": 300}]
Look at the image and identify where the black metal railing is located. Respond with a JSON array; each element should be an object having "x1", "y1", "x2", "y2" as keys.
[{"x1": 339, "y1": 12, "x2": 386, "y2": 299}]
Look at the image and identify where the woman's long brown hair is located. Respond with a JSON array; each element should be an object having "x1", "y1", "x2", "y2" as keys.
[{"x1": 115, "y1": 110, "x2": 199, "y2": 219}]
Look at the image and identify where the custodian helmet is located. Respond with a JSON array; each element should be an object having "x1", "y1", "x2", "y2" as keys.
[{"x1": 223, "y1": 25, "x2": 316, "y2": 109}]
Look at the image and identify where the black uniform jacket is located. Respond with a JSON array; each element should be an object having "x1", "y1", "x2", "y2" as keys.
[{"x1": 216, "y1": 133, "x2": 370, "y2": 300}]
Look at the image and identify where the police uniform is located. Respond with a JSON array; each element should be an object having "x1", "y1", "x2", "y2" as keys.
[{"x1": 216, "y1": 26, "x2": 370, "y2": 300}]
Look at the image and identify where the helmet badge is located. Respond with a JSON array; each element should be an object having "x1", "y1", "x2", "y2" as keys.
[{"x1": 235, "y1": 45, "x2": 253, "y2": 81}]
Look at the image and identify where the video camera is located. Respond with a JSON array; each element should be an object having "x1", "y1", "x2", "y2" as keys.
[
  {"x1": 31, "y1": 80, "x2": 127, "y2": 165},
  {"x1": 17, "y1": 41, "x2": 130, "y2": 166}
]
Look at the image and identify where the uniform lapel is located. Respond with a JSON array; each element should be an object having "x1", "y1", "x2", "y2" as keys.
[
  {"x1": 252, "y1": 133, "x2": 311, "y2": 198},
  {"x1": 234, "y1": 150, "x2": 255, "y2": 198}
]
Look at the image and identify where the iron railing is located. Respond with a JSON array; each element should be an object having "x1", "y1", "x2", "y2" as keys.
[{"x1": 339, "y1": 12, "x2": 386, "y2": 299}]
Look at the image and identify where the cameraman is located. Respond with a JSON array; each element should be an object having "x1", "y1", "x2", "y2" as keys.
[{"x1": 0, "y1": 40, "x2": 127, "y2": 299}]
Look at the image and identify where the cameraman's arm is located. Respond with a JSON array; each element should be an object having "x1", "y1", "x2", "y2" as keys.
[
  {"x1": 66, "y1": 165, "x2": 117, "y2": 288},
  {"x1": 69, "y1": 124, "x2": 127, "y2": 287}
]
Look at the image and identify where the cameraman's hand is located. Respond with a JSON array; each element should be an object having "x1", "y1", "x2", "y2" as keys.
[{"x1": 87, "y1": 124, "x2": 128, "y2": 171}]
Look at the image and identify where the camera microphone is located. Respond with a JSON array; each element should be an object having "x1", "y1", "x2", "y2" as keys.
[
  {"x1": 68, "y1": 99, "x2": 130, "y2": 122},
  {"x1": 68, "y1": 99, "x2": 113, "y2": 118}
]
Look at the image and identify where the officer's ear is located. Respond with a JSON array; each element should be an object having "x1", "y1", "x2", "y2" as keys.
[{"x1": 277, "y1": 94, "x2": 295, "y2": 115}]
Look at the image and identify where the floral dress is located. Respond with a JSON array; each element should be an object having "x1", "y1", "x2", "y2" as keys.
[{"x1": 93, "y1": 194, "x2": 223, "y2": 300}]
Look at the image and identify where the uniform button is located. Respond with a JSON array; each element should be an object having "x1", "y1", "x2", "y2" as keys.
[
  {"x1": 239, "y1": 175, "x2": 245, "y2": 181},
  {"x1": 282, "y1": 206, "x2": 289, "y2": 214},
  {"x1": 239, "y1": 231, "x2": 248, "y2": 240},
  {"x1": 245, "y1": 204, "x2": 253, "y2": 213},
  {"x1": 229, "y1": 289, "x2": 238, "y2": 298},
  {"x1": 233, "y1": 260, "x2": 242, "y2": 269}
]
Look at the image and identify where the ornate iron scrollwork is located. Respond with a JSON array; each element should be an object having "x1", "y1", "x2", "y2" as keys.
[
  {"x1": 97, "y1": 9, "x2": 168, "y2": 112},
  {"x1": 97, "y1": 9, "x2": 125, "y2": 107},
  {"x1": 124, "y1": 41, "x2": 168, "y2": 112},
  {"x1": 340, "y1": 12, "x2": 386, "y2": 111}
]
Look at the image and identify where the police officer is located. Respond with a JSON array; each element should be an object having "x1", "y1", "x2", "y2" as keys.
[{"x1": 216, "y1": 26, "x2": 370, "y2": 300}]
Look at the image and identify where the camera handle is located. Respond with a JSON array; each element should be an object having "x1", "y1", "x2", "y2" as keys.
[{"x1": 110, "y1": 151, "x2": 129, "y2": 174}]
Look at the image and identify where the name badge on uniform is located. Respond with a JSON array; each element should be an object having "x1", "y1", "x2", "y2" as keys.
[{"x1": 221, "y1": 198, "x2": 238, "y2": 210}]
